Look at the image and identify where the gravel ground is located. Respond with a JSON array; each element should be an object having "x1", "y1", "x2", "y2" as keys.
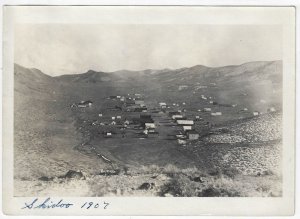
[{"x1": 189, "y1": 112, "x2": 282, "y2": 176}]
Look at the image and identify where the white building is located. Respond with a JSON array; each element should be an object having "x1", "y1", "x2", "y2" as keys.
[
  {"x1": 183, "y1": 126, "x2": 193, "y2": 131},
  {"x1": 145, "y1": 123, "x2": 156, "y2": 129},
  {"x1": 172, "y1": 115, "x2": 183, "y2": 120},
  {"x1": 203, "y1": 108, "x2": 212, "y2": 112},
  {"x1": 177, "y1": 120, "x2": 194, "y2": 125},
  {"x1": 117, "y1": 116, "x2": 122, "y2": 119},
  {"x1": 253, "y1": 111, "x2": 259, "y2": 116},
  {"x1": 159, "y1": 102, "x2": 167, "y2": 108},
  {"x1": 268, "y1": 107, "x2": 276, "y2": 112},
  {"x1": 211, "y1": 112, "x2": 222, "y2": 116},
  {"x1": 187, "y1": 131, "x2": 199, "y2": 140},
  {"x1": 177, "y1": 139, "x2": 187, "y2": 145}
]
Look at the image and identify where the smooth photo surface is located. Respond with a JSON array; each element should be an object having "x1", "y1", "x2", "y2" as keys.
[{"x1": 2, "y1": 5, "x2": 295, "y2": 215}]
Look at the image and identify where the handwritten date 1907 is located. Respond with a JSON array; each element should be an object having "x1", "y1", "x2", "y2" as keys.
[{"x1": 22, "y1": 198, "x2": 109, "y2": 210}]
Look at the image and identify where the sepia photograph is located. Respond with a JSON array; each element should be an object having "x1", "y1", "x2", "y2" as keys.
[
  {"x1": 2, "y1": 4, "x2": 296, "y2": 216},
  {"x1": 13, "y1": 24, "x2": 284, "y2": 197}
]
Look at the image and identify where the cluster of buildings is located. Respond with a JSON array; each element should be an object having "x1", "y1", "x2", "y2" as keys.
[{"x1": 168, "y1": 111, "x2": 200, "y2": 144}]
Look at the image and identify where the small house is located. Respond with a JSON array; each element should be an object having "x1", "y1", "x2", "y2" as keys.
[
  {"x1": 183, "y1": 126, "x2": 193, "y2": 131},
  {"x1": 117, "y1": 96, "x2": 121, "y2": 99},
  {"x1": 203, "y1": 108, "x2": 211, "y2": 112},
  {"x1": 159, "y1": 102, "x2": 167, "y2": 108},
  {"x1": 106, "y1": 132, "x2": 112, "y2": 137},
  {"x1": 195, "y1": 116, "x2": 201, "y2": 120},
  {"x1": 268, "y1": 107, "x2": 276, "y2": 112},
  {"x1": 112, "y1": 117, "x2": 115, "y2": 120},
  {"x1": 145, "y1": 123, "x2": 156, "y2": 129},
  {"x1": 177, "y1": 120, "x2": 194, "y2": 125},
  {"x1": 243, "y1": 108, "x2": 248, "y2": 111},
  {"x1": 176, "y1": 134, "x2": 187, "y2": 140},
  {"x1": 98, "y1": 113, "x2": 103, "y2": 117},
  {"x1": 77, "y1": 100, "x2": 93, "y2": 108},
  {"x1": 111, "y1": 121, "x2": 116, "y2": 125},
  {"x1": 172, "y1": 115, "x2": 183, "y2": 120},
  {"x1": 201, "y1": 95, "x2": 207, "y2": 100},
  {"x1": 253, "y1": 111, "x2": 259, "y2": 116},
  {"x1": 135, "y1": 100, "x2": 145, "y2": 106},
  {"x1": 187, "y1": 130, "x2": 199, "y2": 140},
  {"x1": 117, "y1": 116, "x2": 122, "y2": 119},
  {"x1": 211, "y1": 112, "x2": 222, "y2": 116},
  {"x1": 177, "y1": 139, "x2": 187, "y2": 145}
]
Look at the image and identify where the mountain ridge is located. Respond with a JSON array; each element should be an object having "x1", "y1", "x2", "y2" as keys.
[{"x1": 14, "y1": 60, "x2": 282, "y2": 80}]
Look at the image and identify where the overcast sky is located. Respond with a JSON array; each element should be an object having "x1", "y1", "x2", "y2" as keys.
[{"x1": 14, "y1": 24, "x2": 282, "y2": 76}]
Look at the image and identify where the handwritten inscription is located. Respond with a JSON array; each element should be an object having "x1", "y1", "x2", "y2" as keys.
[{"x1": 22, "y1": 198, "x2": 109, "y2": 210}]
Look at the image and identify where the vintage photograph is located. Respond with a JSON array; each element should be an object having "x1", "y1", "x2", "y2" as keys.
[
  {"x1": 2, "y1": 5, "x2": 296, "y2": 215},
  {"x1": 13, "y1": 23, "x2": 283, "y2": 197}
]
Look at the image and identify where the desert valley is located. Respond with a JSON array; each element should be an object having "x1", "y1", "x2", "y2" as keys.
[{"x1": 14, "y1": 60, "x2": 282, "y2": 197}]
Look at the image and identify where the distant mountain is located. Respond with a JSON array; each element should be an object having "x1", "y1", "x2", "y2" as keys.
[
  {"x1": 14, "y1": 64, "x2": 57, "y2": 100},
  {"x1": 15, "y1": 60, "x2": 282, "y2": 87},
  {"x1": 14, "y1": 63, "x2": 54, "y2": 84},
  {"x1": 57, "y1": 69, "x2": 112, "y2": 83}
]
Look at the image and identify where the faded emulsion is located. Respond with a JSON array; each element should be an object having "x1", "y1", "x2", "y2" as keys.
[{"x1": 13, "y1": 23, "x2": 283, "y2": 198}]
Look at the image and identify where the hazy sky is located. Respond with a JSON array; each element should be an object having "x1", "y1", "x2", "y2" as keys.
[{"x1": 14, "y1": 24, "x2": 282, "y2": 76}]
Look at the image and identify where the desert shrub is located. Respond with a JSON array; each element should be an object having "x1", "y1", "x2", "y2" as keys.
[
  {"x1": 199, "y1": 186, "x2": 240, "y2": 197},
  {"x1": 208, "y1": 168, "x2": 222, "y2": 178},
  {"x1": 200, "y1": 176, "x2": 242, "y2": 197},
  {"x1": 208, "y1": 167, "x2": 240, "y2": 179},
  {"x1": 262, "y1": 169, "x2": 274, "y2": 176},
  {"x1": 140, "y1": 165, "x2": 162, "y2": 174},
  {"x1": 162, "y1": 164, "x2": 181, "y2": 174},
  {"x1": 181, "y1": 167, "x2": 199, "y2": 175},
  {"x1": 88, "y1": 179, "x2": 112, "y2": 196},
  {"x1": 222, "y1": 167, "x2": 240, "y2": 179},
  {"x1": 159, "y1": 174, "x2": 199, "y2": 197},
  {"x1": 159, "y1": 178, "x2": 182, "y2": 196}
]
